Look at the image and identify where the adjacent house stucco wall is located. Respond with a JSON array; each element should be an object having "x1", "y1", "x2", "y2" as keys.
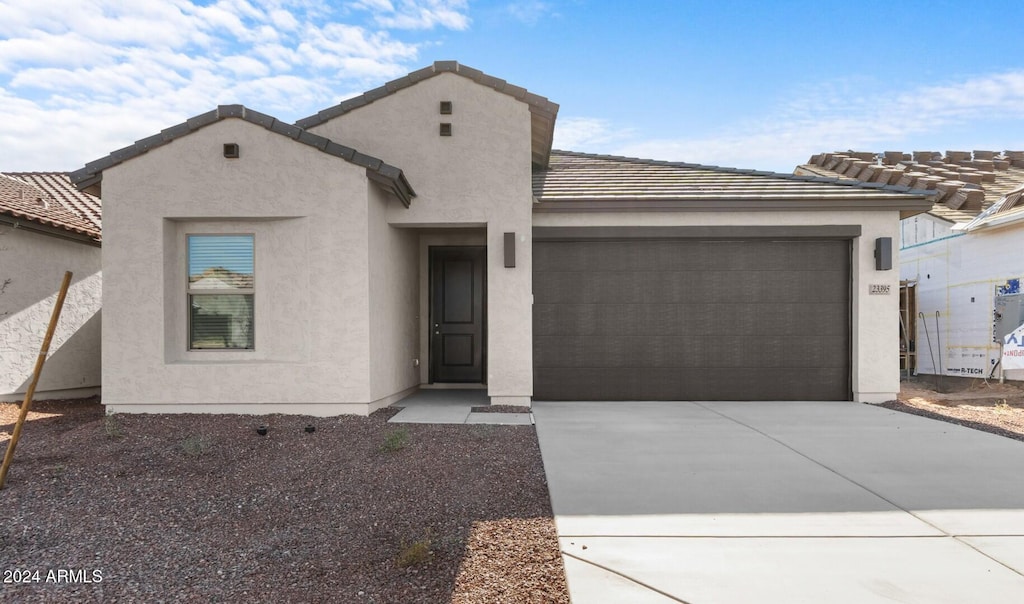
[
  {"x1": 0, "y1": 227, "x2": 101, "y2": 401},
  {"x1": 367, "y1": 184, "x2": 420, "y2": 408},
  {"x1": 310, "y1": 73, "x2": 535, "y2": 404},
  {"x1": 901, "y1": 222, "x2": 1024, "y2": 381},
  {"x1": 533, "y1": 209, "x2": 903, "y2": 403},
  {"x1": 101, "y1": 118, "x2": 379, "y2": 415}
]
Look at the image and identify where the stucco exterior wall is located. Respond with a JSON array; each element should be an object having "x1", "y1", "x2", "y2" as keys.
[
  {"x1": 101, "y1": 118, "x2": 379, "y2": 415},
  {"x1": 367, "y1": 184, "x2": 420, "y2": 406},
  {"x1": 310, "y1": 73, "x2": 535, "y2": 404},
  {"x1": 533, "y1": 209, "x2": 903, "y2": 403},
  {"x1": 0, "y1": 227, "x2": 101, "y2": 401},
  {"x1": 901, "y1": 223, "x2": 1024, "y2": 380}
]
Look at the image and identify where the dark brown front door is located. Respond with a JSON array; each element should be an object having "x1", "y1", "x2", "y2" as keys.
[{"x1": 430, "y1": 246, "x2": 486, "y2": 383}]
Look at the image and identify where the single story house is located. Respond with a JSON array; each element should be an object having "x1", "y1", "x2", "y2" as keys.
[
  {"x1": 71, "y1": 61, "x2": 932, "y2": 415},
  {"x1": 797, "y1": 151, "x2": 1024, "y2": 381},
  {"x1": 0, "y1": 172, "x2": 102, "y2": 401}
]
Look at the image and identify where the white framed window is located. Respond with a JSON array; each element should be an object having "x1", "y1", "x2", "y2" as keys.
[{"x1": 187, "y1": 234, "x2": 255, "y2": 350}]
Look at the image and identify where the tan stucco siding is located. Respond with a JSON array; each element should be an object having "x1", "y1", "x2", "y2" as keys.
[
  {"x1": 101, "y1": 118, "x2": 376, "y2": 413},
  {"x1": 311, "y1": 73, "x2": 536, "y2": 402},
  {"x1": 367, "y1": 184, "x2": 419, "y2": 404},
  {"x1": 533, "y1": 209, "x2": 903, "y2": 404},
  {"x1": 0, "y1": 227, "x2": 101, "y2": 400}
]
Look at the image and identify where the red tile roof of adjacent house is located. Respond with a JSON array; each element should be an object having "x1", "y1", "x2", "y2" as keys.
[
  {"x1": 796, "y1": 150, "x2": 1024, "y2": 224},
  {"x1": 0, "y1": 172, "x2": 102, "y2": 242}
]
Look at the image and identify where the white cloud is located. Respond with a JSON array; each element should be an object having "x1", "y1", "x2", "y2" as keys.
[
  {"x1": 230, "y1": 75, "x2": 334, "y2": 110},
  {"x1": 615, "y1": 70, "x2": 1024, "y2": 172},
  {"x1": 351, "y1": 0, "x2": 396, "y2": 11},
  {"x1": 221, "y1": 55, "x2": 272, "y2": 78},
  {"x1": 0, "y1": 33, "x2": 111, "y2": 73},
  {"x1": 0, "y1": 0, "x2": 473, "y2": 170},
  {"x1": 505, "y1": 1, "x2": 556, "y2": 25},
  {"x1": 269, "y1": 8, "x2": 300, "y2": 31},
  {"x1": 0, "y1": 87, "x2": 187, "y2": 172},
  {"x1": 299, "y1": 22, "x2": 419, "y2": 69},
  {"x1": 553, "y1": 117, "x2": 634, "y2": 151},
  {"x1": 356, "y1": 0, "x2": 470, "y2": 31}
]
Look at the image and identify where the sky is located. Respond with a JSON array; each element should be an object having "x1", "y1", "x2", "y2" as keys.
[{"x1": 2, "y1": 0, "x2": 1024, "y2": 173}]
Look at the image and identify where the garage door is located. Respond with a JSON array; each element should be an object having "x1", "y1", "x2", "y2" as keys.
[{"x1": 533, "y1": 238, "x2": 851, "y2": 401}]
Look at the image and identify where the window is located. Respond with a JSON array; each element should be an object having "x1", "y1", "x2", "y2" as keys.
[{"x1": 187, "y1": 234, "x2": 254, "y2": 350}]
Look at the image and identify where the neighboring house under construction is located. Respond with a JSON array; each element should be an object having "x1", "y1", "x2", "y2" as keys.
[{"x1": 797, "y1": 150, "x2": 1024, "y2": 381}]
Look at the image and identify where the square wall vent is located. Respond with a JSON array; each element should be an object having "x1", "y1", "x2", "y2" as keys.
[
  {"x1": 223, "y1": 143, "x2": 240, "y2": 158},
  {"x1": 440, "y1": 101, "x2": 452, "y2": 114},
  {"x1": 439, "y1": 123, "x2": 452, "y2": 137}
]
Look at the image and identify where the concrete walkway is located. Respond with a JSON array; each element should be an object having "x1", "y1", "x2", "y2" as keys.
[
  {"x1": 388, "y1": 389, "x2": 533, "y2": 425},
  {"x1": 532, "y1": 401, "x2": 1024, "y2": 603}
]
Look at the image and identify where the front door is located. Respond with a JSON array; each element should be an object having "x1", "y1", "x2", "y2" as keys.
[{"x1": 430, "y1": 246, "x2": 486, "y2": 383}]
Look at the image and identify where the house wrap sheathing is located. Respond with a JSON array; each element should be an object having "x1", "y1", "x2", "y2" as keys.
[{"x1": 798, "y1": 151, "x2": 1024, "y2": 381}]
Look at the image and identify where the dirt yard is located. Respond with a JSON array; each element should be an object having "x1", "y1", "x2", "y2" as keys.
[
  {"x1": 885, "y1": 378, "x2": 1024, "y2": 441},
  {"x1": 0, "y1": 398, "x2": 568, "y2": 603}
]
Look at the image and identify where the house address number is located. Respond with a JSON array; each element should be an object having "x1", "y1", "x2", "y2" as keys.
[{"x1": 869, "y1": 284, "x2": 891, "y2": 295}]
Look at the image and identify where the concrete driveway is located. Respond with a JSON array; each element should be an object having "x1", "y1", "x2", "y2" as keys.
[{"x1": 532, "y1": 401, "x2": 1024, "y2": 603}]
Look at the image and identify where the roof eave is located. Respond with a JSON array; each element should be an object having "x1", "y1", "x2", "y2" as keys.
[
  {"x1": 0, "y1": 212, "x2": 101, "y2": 246},
  {"x1": 533, "y1": 197, "x2": 935, "y2": 214},
  {"x1": 960, "y1": 209, "x2": 1024, "y2": 233},
  {"x1": 367, "y1": 169, "x2": 416, "y2": 207}
]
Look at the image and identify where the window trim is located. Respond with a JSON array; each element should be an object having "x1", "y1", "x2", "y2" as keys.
[{"x1": 186, "y1": 232, "x2": 256, "y2": 351}]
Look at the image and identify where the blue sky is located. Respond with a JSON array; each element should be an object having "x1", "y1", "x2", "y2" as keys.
[{"x1": 3, "y1": 0, "x2": 1023, "y2": 173}]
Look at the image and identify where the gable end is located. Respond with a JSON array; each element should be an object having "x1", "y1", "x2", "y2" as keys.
[
  {"x1": 296, "y1": 61, "x2": 559, "y2": 168},
  {"x1": 70, "y1": 105, "x2": 416, "y2": 207}
]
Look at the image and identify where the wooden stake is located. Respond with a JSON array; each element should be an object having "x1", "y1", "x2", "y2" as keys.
[{"x1": 0, "y1": 271, "x2": 73, "y2": 489}]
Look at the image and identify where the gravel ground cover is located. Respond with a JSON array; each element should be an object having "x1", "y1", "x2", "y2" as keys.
[
  {"x1": 884, "y1": 379, "x2": 1024, "y2": 441},
  {"x1": 0, "y1": 398, "x2": 568, "y2": 603}
]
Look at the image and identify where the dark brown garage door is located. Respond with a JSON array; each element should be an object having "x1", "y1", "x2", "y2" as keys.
[{"x1": 533, "y1": 238, "x2": 851, "y2": 401}]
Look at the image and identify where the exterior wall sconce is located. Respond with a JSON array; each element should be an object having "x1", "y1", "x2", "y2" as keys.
[
  {"x1": 875, "y1": 237, "x2": 892, "y2": 270},
  {"x1": 504, "y1": 232, "x2": 515, "y2": 268}
]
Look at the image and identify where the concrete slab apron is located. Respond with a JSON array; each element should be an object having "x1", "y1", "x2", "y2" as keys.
[
  {"x1": 532, "y1": 401, "x2": 1024, "y2": 604},
  {"x1": 388, "y1": 389, "x2": 506, "y2": 424}
]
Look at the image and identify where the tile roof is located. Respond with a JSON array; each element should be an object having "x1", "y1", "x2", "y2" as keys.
[
  {"x1": 0, "y1": 172, "x2": 102, "y2": 242},
  {"x1": 796, "y1": 150, "x2": 1024, "y2": 224},
  {"x1": 534, "y1": 151, "x2": 934, "y2": 216},
  {"x1": 956, "y1": 183, "x2": 1024, "y2": 232},
  {"x1": 70, "y1": 105, "x2": 416, "y2": 207},
  {"x1": 296, "y1": 61, "x2": 560, "y2": 168}
]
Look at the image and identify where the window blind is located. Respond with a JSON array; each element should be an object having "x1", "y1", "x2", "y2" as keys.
[{"x1": 187, "y1": 234, "x2": 254, "y2": 349}]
